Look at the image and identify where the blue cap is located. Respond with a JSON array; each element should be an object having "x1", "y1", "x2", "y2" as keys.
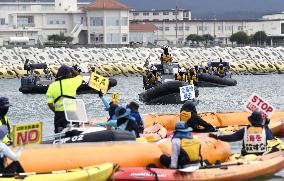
[
  {"x1": 0, "y1": 97, "x2": 11, "y2": 108},
  {"x1": 0, "y1": 125, "x2": 8, "y2": 140}
]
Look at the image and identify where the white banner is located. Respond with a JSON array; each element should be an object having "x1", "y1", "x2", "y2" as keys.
[
  {"x1": 244, "y1": 93, "x2": 275, "y2": 119},
  {"x1": 180, "y1": 85, "x2": 195, "y2": 101}
]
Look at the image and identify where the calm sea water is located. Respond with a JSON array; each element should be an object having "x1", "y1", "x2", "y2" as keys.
[{"x1": 0, "y1": 74, "x2": 284, "y2": 180}]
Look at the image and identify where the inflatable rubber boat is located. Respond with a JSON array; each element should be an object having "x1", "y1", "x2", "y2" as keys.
[
  {"x1": 17, "y1": 137, "x2": 230, "y2": 172},
  {"x1": 18, "y1": 63, "x2": 117, "y2": 94},
  {"x1": 197, "y1": 73, "x2": 237, "y2": 87}
]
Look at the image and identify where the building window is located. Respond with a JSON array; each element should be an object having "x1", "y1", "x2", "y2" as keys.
[
  {"x1": 199, "y1": 26, "x2": 203, "y2": 31},
  {"x1": 238, "y1": 26, "x2": 243, "y2": 31},
  {"x1": 225, "y1": 26, "x2": 232, "y2": 31},
  {"x1": 47, "y1": 17, "x2": 65, "y2": 25},
  {"x1": 173, "y1": 12, "x2": 179, "y2": 15},
  {"x1": 133, "y1": 12, "x2": 139, "y2": 16},
  {"x1": 159, "y1": 26, "x2": 163, "y2": 31},
  {"x1": 153, "y1": 12, "x2": 159, "y2": 16},
  {"x1": 107, "y1": 33, "x2": 120, "y2": 43},
  {"x1": 18, "y1": 16, "x2": 34, "y2": 26},
  {"x1": 122, "y1": 34, "x2": 128, "y2": 42},
  {"x1": 185, "y1": 26, "x2": 190, "y2": 31},
  {"x1": 178, "y1": 26, "x2": 183, "y2": 31},
  {"x1": 143, "y1": 12, "x2": 149, "y2": 16},
  {"x1": 121, "y1": 17, "x2": 128, "y2": 26},
  {"x1": 281, "y1": 23, "x2": 284, "y2": 34},
  {"x1": 218, "y1": 26, "x2": 223, "y2": 30},
  {"x1": 163, "y1": 12, "x2": 169, "y2": 15},
  {"x1": 91, "y1": 34, "x2": 104, "y2": 43},
  {"x1": 106, "y1": 17, "x2": 120, "y2": 26},
  {"x1": 90, "y1": 17, "x2": 103, "y2": 26},
  {"x1": 204, "y1": 26, "x2": 208, "y2": 30},
  {"x1": 165, "y1": 27, "x2": 169, "y2": 31},
  {"x1": 0, "y1": 18, "x2": 5, "y2": 25}
]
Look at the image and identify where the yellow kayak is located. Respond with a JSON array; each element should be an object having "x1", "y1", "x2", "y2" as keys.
[{"x1": 0, "y1": 163, "x2": 114, "y2": 181}]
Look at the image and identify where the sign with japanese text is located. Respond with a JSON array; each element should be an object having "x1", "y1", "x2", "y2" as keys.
[
  {"x1": 88, "y1": 72, "x2": 109, "y2": 94},
  {"x1": 244, "y1": 93, "x2": 275, "y2": 119},
  {"x1": 111, "y1": 92, "x2": 119, "y2": 104},
  {"x1": 180, "y1": 85, "x2": 195, "y2": 101},
  {"x1": 13, "y1": 122, "x2": 42, "y2": 147}
]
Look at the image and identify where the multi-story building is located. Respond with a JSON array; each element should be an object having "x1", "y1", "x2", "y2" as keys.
[{"x1": 0, "y1": 0, "x2": 283, "y2": 46}]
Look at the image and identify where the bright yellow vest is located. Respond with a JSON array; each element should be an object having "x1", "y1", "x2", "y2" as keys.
[
  {"x1": 148, "y1": 73, "x2": 158, "y2": 84},
  {"x1": 180, "y1": 111, "x2": 192, "y2": 122},
  {"x1": 176, "y1": 74, "x2": 186, "y2": 81},
  {"x1": 46, "y1": 76, "x2": 83, "y2": 112},
  {"x1": 187, "y1": 74, "x2": 198, "y2": 84},
  {"x1": 0, "y1": 115, "x2": 12, "y2": 144},
  {"x1": 181, "y1": 138, "x2": 201, "y2": 162},
  {"x1": 161, "y1": 53, "x2": 172, "y2": 63},
  {"x1": 218, "y1": 68, "x2": 225, "y2": 75}
]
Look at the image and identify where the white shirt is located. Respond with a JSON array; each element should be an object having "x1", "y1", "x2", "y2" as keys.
[{"x1": 0, "y1": 142, "x2": 23, "y2": 161}]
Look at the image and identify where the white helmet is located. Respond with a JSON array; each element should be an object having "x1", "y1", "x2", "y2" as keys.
[
  {"x1": 179, "y1": 67, "x2": 186, "y2": 73},
  {"x1": 150, "y1": 66, "x2": 157, "y2": 71},
  {"x1": 162, "y1": 45, "x2": 169, "y2": 50}
]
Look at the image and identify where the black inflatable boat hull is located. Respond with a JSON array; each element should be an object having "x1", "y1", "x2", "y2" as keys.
[{"x1": 197, "y1": 73, "x2": 237, "y2": 87}]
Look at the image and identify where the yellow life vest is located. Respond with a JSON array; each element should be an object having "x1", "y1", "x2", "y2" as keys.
[
  {"x1": 148, "y1": 73, "x2": 158, "y2": 84},
  {"x1": 244, "y1": 126, "x2": 266, "y2": 154},
  {"x1": 175, "y1": 74, "x2": 186, "y2": 81},
  {"x1": 181, "y1": 138, "x2": 201, "y2": 162},
  {"x1": 161, "y1": 53, "x2": 172, "y2": 64},
  {"x1": 180, "y1": 111, "x2": 192, "y2": 122},
  {"x1": 0, "y1": 115, "x2": 12, "y2": 144},
  {"x1": 218, "y1": 68, "x2": 225, "y2": 75},
  {"x1": 187, "y1": 74, "x2": 198, "y2": 83}
]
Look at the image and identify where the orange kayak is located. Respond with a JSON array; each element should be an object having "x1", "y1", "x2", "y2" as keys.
[
  {"x1": 114, "y1": 151, "x2": 284, "y2": 181},
  {"x1": 143, "y1": 112, "x2": 284, "y2": 135},
  {"x1": 15, "y1": 137, "x2": 230, "y2": 172}
]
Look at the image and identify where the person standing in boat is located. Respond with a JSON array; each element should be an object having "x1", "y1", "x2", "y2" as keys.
[
  {"x1": 160, "y1": 122, "x2": 202, "y2": 169},
  {"x1": 95, "y1": 106, "x2": 139, "y2": 138},
  {"x1": 175, "y1": 67, "x2": 187, "y2": 81},
  {"x1": 46, "y1": 65, "x2": 82, "y2": 133},
  {"x1": 144, "y1": 66, "x2": 159, "y2": 89},
  {"x1": 0, "y1": 125, "x2": 25, "y2": 175},
  {"x1": 209, "y1": 111, "x2": 273, "y2": 156},
  {"x1": 216, "y1": 64, "x2": 226, "y2": 77},
  {"x1": 180, "y1": 101, "x2": 216, "y2": 132},
  {"x1": 0, "y1": 97, "x2": 12, "y2": 144},
  {"x1": 160, "y1": 45, "x2": 173, "y2": 75}
]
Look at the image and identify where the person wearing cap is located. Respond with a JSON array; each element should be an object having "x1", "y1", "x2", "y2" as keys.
[
  {"x1": 209, "y1": 111, "x2": 273, "y2": 156},
  {"x1": 160, "y1": 46, "x2": 173, "y2": 75},
  {"x1": 95, "y1": 106, "x2": 139, "y2": 138},
  {"x1": 126, "y1": 102, "x2": 144, "y2": 133},
  {"x1": 180, "y1": 101, "x2": 216, "y2": 132},
  {"x1": 175, "y1": 67, "x2": 186, "y2": 81},
  {"x1": 0, "y1": 97, "x2": 12, "y2": 144},
  {"x1": 187, "y1": 67, "x2": 198, "y2": 86},
  {"x1": 46, "y1": 65, "x2": 82, "y2": 133},
  {"x1": 160, "y1": 122, "x2": 202, "y2": 169},
  {"x1": 0, "y1": 125, "x2": 24, "y2": 174}
]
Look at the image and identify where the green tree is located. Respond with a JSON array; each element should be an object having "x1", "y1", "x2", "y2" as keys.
[
  {"x1": 65, "y1": 36, "x2": 74, "y2": 45},
  {"x1": 253, "y1": 31, "x2": 267, "y2": 45},
  {"x1": 186, "y1": 34, "x2": 204, "y2": 42},
  {"x1": 48, "y1": 34, "x2": 60, "y2": 45},
  {"x1": 202, "y1": 34, "x2": 214, "y2": 43},
  {"x1": 230, "y1": 31, "x2": 249, "y2": 45}
]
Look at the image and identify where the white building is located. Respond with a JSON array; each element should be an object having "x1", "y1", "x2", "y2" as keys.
[{"x1": 130, "y1": 9, "x2": 191, "y2": 21}]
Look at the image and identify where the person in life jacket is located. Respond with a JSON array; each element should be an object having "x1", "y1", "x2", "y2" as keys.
[
  {"x1": 160, "y1": 46, "x2": 173, "y2": 74},
  {"x1": 209, "y1": 111, "x2": 273, "y2": 156},
  {"x1": 203, "y1": 66, "x2": 210, "y2": 74},
  {"x1": 180, "y1": 101, "x2": 216, "y2": 132},
  {"x1": 144, "y1": 66, "x2": 159, "y2": 89},
  {"x1": 46, "y1": 65, "x2": 82, "y2": 133},
  {"x1": 0, "y1": 97, "x2": 12, "y2": 144},
  {"x1": 175, "y1": 67, "x2": 187, "y2": 81},
  {"x1": 160, "y1": 122, "x2": 202, "y2": 169},
  {"x1": 194, "y1": 65, "x2": 200, "y2": 74},
  {"x1": 126, "y1": 102, "x2": 144, "y2": 134},
  {"x1": 187, "y1": 68, "x2": 198, "y2": 86},
  {"x1": 216, "y1": 64, "x2": 226, "y2": 77},
  {"x1": 96, "y1": 106, "x2": 140, "y2": 138},
  {"x1": 0, "y1": 125, "x2": 25, "y2": 174}
]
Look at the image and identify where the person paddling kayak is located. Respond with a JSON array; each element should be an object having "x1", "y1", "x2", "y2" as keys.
[{"x1": 209, "y1": 111, "x2": 273, "y2": 156}]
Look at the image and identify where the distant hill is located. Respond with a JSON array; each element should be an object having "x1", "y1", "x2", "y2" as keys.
[{"x1": 79, "y1": 0, "x2": 284, "y2": 19}]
